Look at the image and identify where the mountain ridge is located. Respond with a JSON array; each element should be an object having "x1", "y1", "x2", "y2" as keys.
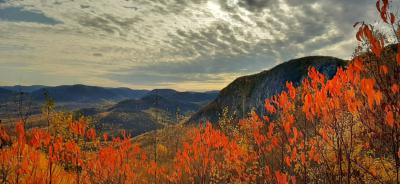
[{"x1": 29, "y1": 84, "x2": 149, "y2": 103}]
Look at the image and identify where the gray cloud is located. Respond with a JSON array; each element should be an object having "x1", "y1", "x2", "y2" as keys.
[
  {"x1": 162, "y1": 0, "x2": 361, "y2": 60},
  {"x1": 0, "y1": 0, "x2": 383, "y2": 90},
  {"x1": 104, "y1": 0, "x2": 376, "y2": 88},
  {"x1": 76, "y1": 13, "x2": 144, "y2": 37},
  {"x1": 237, "y1": 0, "x2": 272, "y2": 11},
  {"x1": 93, "y1": 53, "x2": 103, "y2": 57},
  {"x1": 80, "y1": 5, "x2": 90, "y2": 9}
]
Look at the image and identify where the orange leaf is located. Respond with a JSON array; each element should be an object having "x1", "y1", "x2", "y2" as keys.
[
  {"x1": 251, "y1": 111, "x2": 261, "y2": 122},
  {"x1": 275, "y1": 171, "x2": 288, "y2": 184},
  {"x1": 267, "y1": 123, "x2": 275, "y2": 138},
  {"x1": 380, "y1": 65, "x2": 389, "y2": 74},
  {"x1": 279, "y1": 92, "x2": 289, "y2": 107},
  {"x1": 265, "y1": 166, "x2": 271, "y2": 178},
  {"x1": 386, "y1": 110, "x2": 395, "y2": 127},
  {"x1": 309, "y1": 146, "x2": 316, "y2": 161},
  {"x1": 391, "y1": 84, "x2": 399, "y2": 94},
  {"x1": 16, "y1": 122, "x2": 25, "y2": 147},
  {"x1": 353, "y1": 57, "x2": 364, "y2": 72},
  {"x1": 361, "y1": 78, "x2": 377, "y2": 109},
  {"x1": 285, "y1": 156, "x2": 291, "y2": 167},
  {"x1": 271, "y1": 136, "x2": 279, "y2": 148},
  {"x1": 286, "y1": 81, "x2": 296, "y2": 100},
  {"x1": 319, "y1": 128, "x2": 329, "y2": 142},
  {"x1": 291, "y1": 147, "x2": 297, "y2": 161},
  {"x1": 103, "y1": 133, "x2": 109, "y2": 141},
  {"x1": 263, "y1": 115, "x2": 270, "y2": 122},
  {"x1": 86, "y1": 128, "x2": 96, "y2": 140},
  {"x1": 265, "y1": 99, "x2": 276, "y2": 114},
  {"x1": 374, "y1": 91, "x2": 383, "y2": 106},
  {"x1": 301, "y1": 153, "x2": 306, "y2": 165},
  {"x1": 283, "y1": 122, "x2": 291, "y2": 135},
  {"x1": 398, "y1": 149, "x2": 400, "y2": 158}
]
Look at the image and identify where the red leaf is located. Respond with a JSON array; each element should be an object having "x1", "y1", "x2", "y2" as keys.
[
  {"x1": 390, "y1": 13, "x2": 396, "y2": 24},
  {"x1": 380, "y1": 0, "x2": 389, "y2": 23},
  {"x1": 356, "y1": 27, "x2": 362, "y2": 41},
  {"x1": 381, "y1": 12, "x2": 388, "y2": 23},
  {"x1": 397, "y1": 44, "x2": 400, "y2": 65},
  {"x1": 376, "y1": 0, "x2": 380, "y2": 12}
]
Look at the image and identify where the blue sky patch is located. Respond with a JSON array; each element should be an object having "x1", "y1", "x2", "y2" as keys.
[{"x1": 0, "y1": 7, "x2": 61, "y2": 25}]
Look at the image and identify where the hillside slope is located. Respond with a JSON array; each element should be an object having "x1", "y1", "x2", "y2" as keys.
[
  {"x1": 109, "y1": 94, "x2": 200, "y2": 113},
  {"x1": 188, "y1": 56, "x2": 346, "y2": 124},
  {"x1": 148, "y1": 89, "x2": 219, "y2": 105}
]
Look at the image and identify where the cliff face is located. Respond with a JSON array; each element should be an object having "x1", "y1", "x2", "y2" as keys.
[{"x1": 188, "y1": 56, "x2": 347, "y2": 124}]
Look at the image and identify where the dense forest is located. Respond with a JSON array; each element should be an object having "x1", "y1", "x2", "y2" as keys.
[{"x1": 0, "y1": 0, "x2": 399, "y2": 183}]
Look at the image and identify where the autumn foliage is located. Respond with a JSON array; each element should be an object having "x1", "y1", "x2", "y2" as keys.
[{"x1": 0, "y1": 0, "x2": 400, "y2": 183}]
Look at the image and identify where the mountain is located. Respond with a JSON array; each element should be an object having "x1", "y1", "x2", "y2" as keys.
[
  {"x1": 31, "y1": 84, "x2": 149, "y2": 103},
  {"x1": 188, "y1": 56, "x2": 347, "y2": 124},
  {"x1": 0, "y1": 85, "x2": 48, "y2": 93},
  {"x1": 76, "y1": 91, "x2": 217, "y2": 136}
]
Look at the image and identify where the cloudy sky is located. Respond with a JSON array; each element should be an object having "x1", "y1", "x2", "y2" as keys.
[{"x1": 0, "y1": 0, "x2": 386, "y2": 91}]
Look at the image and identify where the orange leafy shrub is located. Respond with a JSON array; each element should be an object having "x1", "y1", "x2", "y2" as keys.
[
  {"x1": 170, "y1": 123, "x2": 256, "y2": 183},
  {"x1": 0, "y1": 117, "x2": 158, "y2": 184}
]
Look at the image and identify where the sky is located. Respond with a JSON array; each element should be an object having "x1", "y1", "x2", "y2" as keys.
[{"x1": 0, "y1": 0, "x2": 384, "y2": 91}]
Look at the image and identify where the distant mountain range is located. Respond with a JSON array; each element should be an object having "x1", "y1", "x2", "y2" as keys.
[
  {"x1": 0, "y1": 85, "x2": 218, "y2": 105},
  {"x1": 30, "y1": 85, "x2": 149, "y2": 103},
  {"x1": 0, "y1": 85, "x2": 47, "y2": 93},
  {"x1": 0, "y1": 85, "x2": 218, "y2": 135},
  {"x1": 0, "y1": 84, "x2": 149, "y2": 104},
  {"x1": 188, "y1": 56, "x2": 347, "y2": 124}
]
